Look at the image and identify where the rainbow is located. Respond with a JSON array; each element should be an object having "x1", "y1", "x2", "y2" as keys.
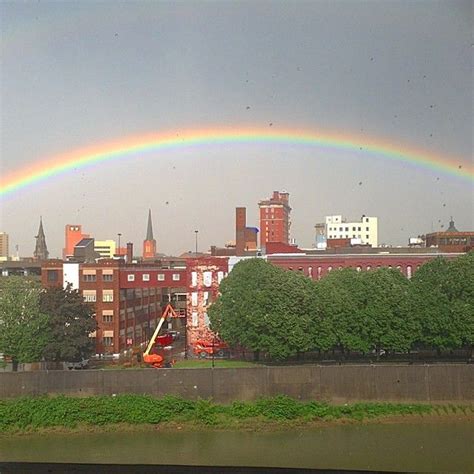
[{"x1": 1, "y1": 127, "x2": 472, "y2": 197}]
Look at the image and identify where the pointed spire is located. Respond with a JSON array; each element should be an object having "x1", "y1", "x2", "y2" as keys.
[
  {"x1": 146, "y1": 209, "x2": 154, "y2": 241},
  {"x1": 34, "y1": 216, "x2": 49, "y2": 260}
]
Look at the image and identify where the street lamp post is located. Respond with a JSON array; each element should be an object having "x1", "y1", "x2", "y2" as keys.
[
  {"x1": 117, "y1": 233, "x2": 122, "y2": 257},
  {"x1": 194, "y1": 230, "x2": 199, "y2": 255}
]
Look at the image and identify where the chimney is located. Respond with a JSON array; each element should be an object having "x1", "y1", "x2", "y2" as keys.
[{"x1": 126, "y1": 242, "x2": 133, "y2": 263}]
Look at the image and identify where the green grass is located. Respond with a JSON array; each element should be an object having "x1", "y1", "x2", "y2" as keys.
[
  {"x1": 0, "y1": 394, "x2": 470, "y2": 433},
  {"x1": 173, "y1": 360, "x2": 260, "y2": 369}
]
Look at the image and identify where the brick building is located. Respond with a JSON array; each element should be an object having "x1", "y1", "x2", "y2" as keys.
[
  {"x1": 42, "y1": 258, "x2": 186, "y2": 355},
  {"x1": 259, "y1": 191, "x2": 291, "y2": 249},
  {"x1": 425, "y1": 219, "x2": 474, "y2": 253},
  {"x1": 186, "y1": 257, "x2": 228, "y2": 350}
]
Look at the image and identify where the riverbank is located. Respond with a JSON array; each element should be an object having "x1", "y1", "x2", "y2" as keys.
[{"x1": 1, "y1": 394, "x2": 472, "y2": 435}]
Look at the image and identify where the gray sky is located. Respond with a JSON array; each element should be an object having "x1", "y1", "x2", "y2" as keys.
[{"x1": 1, "y1": 0, "x2": 472, "y2": 257}]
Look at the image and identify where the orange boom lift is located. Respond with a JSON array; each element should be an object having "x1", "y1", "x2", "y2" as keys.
[{"x1": 143, "y1": 304, "x2": 179, "y2": 368}]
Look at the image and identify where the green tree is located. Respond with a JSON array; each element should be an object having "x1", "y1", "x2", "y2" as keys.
[
  {"x1": 314, "y1": 269, "x2": 368, "y2": 354},
  {"x1": 314, "y1": 268, "x2": 416, "y2": 357},
  {"x1": 409, "y1": 253, "x2": 474, "y2": 353},
  {"x1": 359, "y1": 268, "x2": 415, "y2": 356},
  {"x1": 39, "y1": 284, "x2": 97, "y2": 361},
  {"x1": 209, "y1": 259, "x2": 314, "y2": 360},
  {"x1": 0, "y1": 276, "x2": 50, "y2": 367}
]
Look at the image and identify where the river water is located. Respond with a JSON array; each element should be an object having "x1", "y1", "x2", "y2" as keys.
[{"x1": 1, "y1": 421, "x2": 473, "y2": 472}]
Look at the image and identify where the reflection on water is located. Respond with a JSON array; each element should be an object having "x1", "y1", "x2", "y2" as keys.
[{"x1": 1, "y1": 421, "x2": 473, "y2": 472}]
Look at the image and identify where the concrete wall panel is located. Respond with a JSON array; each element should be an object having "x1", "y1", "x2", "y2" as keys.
[{"x1": 0, "y1": 364, "x2": 472, "y2": 403}]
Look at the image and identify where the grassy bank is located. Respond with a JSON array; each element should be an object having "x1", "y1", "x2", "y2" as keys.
[
  {"x1": 173, "y1": 360, "x2": 259, "y2": 369},
  {"x1": 1, "y1": 395, "x2": 472, "y2": 434}
]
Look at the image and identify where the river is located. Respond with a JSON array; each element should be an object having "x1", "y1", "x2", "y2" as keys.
[{"x1": 1, "y1": 420, "x2": 473, "y2": 472}]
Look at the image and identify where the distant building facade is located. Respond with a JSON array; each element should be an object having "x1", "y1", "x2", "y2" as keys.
[
  {"x1": 235, "y1": 207, "x2": 258, "y2": 256},
  {"x1": 94, "y1": 240, "x2": 116, "y2": 259},
  {"x1": 259, "y1": 191, "x2": 291, "y2": 249},
  {"x1": 0, "y1": 232, "x2": 9, "y2": 261},
  {"x1": 425, "y1": 219, "x2": 474, "y2": 253},
  {"x1": 317, "y1": 215, "x2": 378, "y2": 248},
  {"x1": 63, "y1": 225, "x2": 89, "y2": 260}
]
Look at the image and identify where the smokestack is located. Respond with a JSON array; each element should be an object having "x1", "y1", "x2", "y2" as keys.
[{"x1": 126, "y1": 242, "x2": 133, "y2": 263}]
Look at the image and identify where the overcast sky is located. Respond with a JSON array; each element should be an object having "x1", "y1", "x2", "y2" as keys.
[{"x1": 1, "y1": 0, "x2": 472, "y2": 258}]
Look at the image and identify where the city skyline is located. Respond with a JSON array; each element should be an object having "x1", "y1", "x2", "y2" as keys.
[{"x1": 1, "y1": 1, "x2": 472, "y2": 256}]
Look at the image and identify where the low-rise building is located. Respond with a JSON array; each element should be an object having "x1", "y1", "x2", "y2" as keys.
[
  {"x1": 425, "y1": 219, "x2": 474, "y2": 253},
  {"x1": 316, "y1": 215, "x2": 378, "y2": 248}
]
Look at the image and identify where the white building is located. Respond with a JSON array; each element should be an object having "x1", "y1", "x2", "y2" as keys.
[{"x1": 324, "y1": 215, "x2": 378, "y2": 247}]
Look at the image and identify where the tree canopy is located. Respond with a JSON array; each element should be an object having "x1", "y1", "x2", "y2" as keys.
[
  {"x1": 208, "y1": 253, "x2": 473, "y2": 359},
  {"x1": 0, "y1": 276, "x2": 50, "y2": 364},
  {"x1": 39, "y1": 284, "x2": 97, "y2": 362}
]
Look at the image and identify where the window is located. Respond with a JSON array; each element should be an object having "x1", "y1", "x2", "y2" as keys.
[
  {"x1": 103, "y1": 274, "x2": 113, "y2": 282},
  {"x1": 157, "y1": 273, "x2": 165, "y2": 281},
  {"x1": 83, "y1": 290, "x2": 96, "y2": 302},
  {"x1": 83, "y1": 274, "x2": 96, "y2": 282},
  {"x1": 192, "y1": 311, "x2": 198, "y2": 327},
  {"x1": 102, "y1": 312, "x2": 113, "y2": 323},
  {"x1": 217, "y1": 271, "x2": 224, "y2": 283},
  {"x1": 366, "y1": 227, "x2": 369, "y2": 231},
  {"x1": 203, "y1": 271, "x2": 212, "y2": 287},
  {"x1": 191, "y1": 292, "x2": 198, "y2": 306},
  {"x1": 103, "y1": 337, "x2": 113, "y2": 346},
  {"x1": 172, "y1": 273, "x2": 180, "y2": 281},
  {"x1": 47, "y1": 270, "x2": 58, "y2": 282},
  {"x1": 103, "y1": 290, "x2": 114, "y2": 302},
  {"x1": 127, "y1": 274, "x2": 135, "y2": 282},
  {"x1": 366, "y1": 235, "x2": 369, "y2": 239},
  {"x1": 204, "y1": 312, "x2": 210, "y2": 327},
  {"x1": 358, "y1": 227, "x2": 361, "y2": 231},
  {"x1": 142, "y1": 273, "x2": 150, "y2": 281}
]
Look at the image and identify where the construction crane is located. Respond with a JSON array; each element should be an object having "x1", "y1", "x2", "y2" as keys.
[{"x1": 143, "y1": 303, "x2": 178, "y2": 368}]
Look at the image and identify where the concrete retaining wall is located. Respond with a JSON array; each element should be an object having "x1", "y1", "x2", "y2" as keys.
[{"x1": 0, "y1": 364, "x2": 472, "y2": 402}]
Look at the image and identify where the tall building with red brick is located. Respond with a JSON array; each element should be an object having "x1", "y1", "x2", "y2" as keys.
[
  {"x1": 143, "y1": 209, "x2": 157, "y2": 260},
  {"x1": 258, "y1": 191, "x2": 291, "y2": 250}
]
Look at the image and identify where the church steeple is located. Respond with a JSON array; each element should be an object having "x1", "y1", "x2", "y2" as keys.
[
  {"x1": 34, "y1": 217, "x2": 49, "y2": 260},
  {"x1": 146, "y1": 209, "x2": 154, "y2": 241},
  {"x1": 143, "y1": 209, "x2": 157, "y2": 259}
]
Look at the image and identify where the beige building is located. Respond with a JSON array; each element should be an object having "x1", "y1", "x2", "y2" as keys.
[
  {"x1": 0, "y1": 232, "x2": 9, "y2": 261},
  {"x1": 325, "y1": 215, "x2": 378, "y2": 247},
  {"x1": 94, "y1": 240, "x2": 116, "y2": 259}
]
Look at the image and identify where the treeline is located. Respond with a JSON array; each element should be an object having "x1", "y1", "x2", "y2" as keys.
[
  {"x1": 208, "y1": 252, "x2": 474, "y2": 360},
  {"x1": 0, "y1": 277, "x2": 96, "y2": 366}
]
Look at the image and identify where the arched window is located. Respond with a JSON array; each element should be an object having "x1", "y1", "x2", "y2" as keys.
[
  {"x1": 308, "y1": 266, "x2": 313, "y2": 278},
  {"x1": 356, "y1": 266, "x2": 362, "y2": 272},
  {"x1": 366, "y1": 265, "x2": 371, "y2": 271},
  {"x1": 407, "y1": 265, "x2": 412, "y2": 279}
]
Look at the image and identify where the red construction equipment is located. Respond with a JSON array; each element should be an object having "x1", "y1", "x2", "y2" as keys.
[{"x1": 193, "y1": 338, "x2": 229, "y2": 359}]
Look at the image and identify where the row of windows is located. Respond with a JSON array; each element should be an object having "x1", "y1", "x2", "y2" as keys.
[
  {"x1": 328, "y1": 226, "x2": 370, "y2": 232},
  {"x1": 83, "y1": 274, "x2": 113, "y2": 282},
  {"x1": 83, "y1": 290, "x2": 114, "y2": 302},
  {"x1": 328, "y1": 234, "x2": 370, "y2": 240},
  {"x1": 127, "y1": 273, "x2": 181, "y2": 282},
  {"x1": 286, "y1": 264, "x2": 418, "y2": 279}
]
